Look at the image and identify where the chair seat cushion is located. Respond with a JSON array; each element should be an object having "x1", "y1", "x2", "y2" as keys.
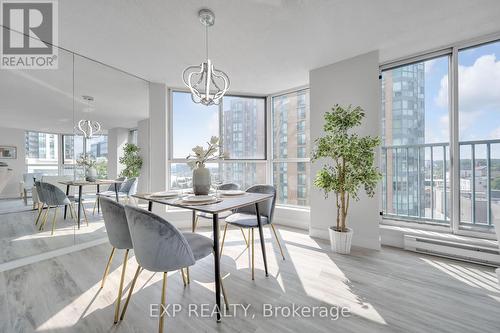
[
  {"x1": 196, "y1": 210, "x2": 232, "y2": 219},
  {"x1": 182, "y1": 232, "x2": 213, "y2": 260},
  {"x1": 225, "y1": 213, "x2": 269, "y2": 228}
]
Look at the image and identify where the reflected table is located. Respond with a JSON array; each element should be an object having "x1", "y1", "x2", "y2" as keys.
[{"x1": 59, "y1": 179, "x2": 123, "y2": 228}]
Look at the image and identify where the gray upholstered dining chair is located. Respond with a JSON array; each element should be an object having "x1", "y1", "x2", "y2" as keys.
[
  {"x1": 99, "y1": 196, "x2": 135, "y2": 324},
  {"x1": 92, "y1": 177, "x2": 126, "y2": 214},
  {"x1": 120, "y1": 205, "x2": 229, "y2": 333},
  {"x1": 191, "y1": 182, "x2": 241, "y2": 232},
  {"x1": 34, "y1": 181, "x2": 48, "y2": 226},
  {"x1": 222, "y1": 185, "x2": 284, "y2": 280},
  {"x1": 36, "y1": 182, "x2": 80, "y2": 235},
  {"x1": 98, "y1": 177, "x2": 138, "y2": 204}
]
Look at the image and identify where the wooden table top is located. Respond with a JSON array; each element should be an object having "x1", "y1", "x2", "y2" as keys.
[
  {"x1": 59, "y1": 179, "x2": 124, "y2": 186},
  {"x1": 133, "y1": 192, "x2": 274, "y2": 214}
]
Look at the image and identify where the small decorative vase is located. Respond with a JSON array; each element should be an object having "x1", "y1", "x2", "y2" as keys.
[
  {"x1": 85, "y1": 167, "x2": 97, "y2": 182},
  {"x1": 329, "y1": 227, "x2": 353, "y2": 254},
  {"x1": 192, "y1": 164, "x2": 211, "y2": 195}
]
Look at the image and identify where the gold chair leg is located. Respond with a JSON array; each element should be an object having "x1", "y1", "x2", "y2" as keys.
[
  {"x1": 35, "y1": 204, "x2": 44, "y2": 225},
  {"x1": 69, "y1": 203, "x2": 77, "y2": 221},
  {"x1": 240, "y1": 228, "x2": 248, "y2": 246},
  {"x1": 220, "y1": 224, "x2": 228, "y2": 258},
  {"x1": 100, "y1": 247, "x2": 116, "y2": 289},
  {"x1": 186, "y1": 266, "x2": 190, "y2": 284},
  {"x1": 159, "y1": 272, "x2": 167, "y2": 333},
  {"x1": 92, "y1": 199, "x2": 97, "y2": 215},
  {"x1": 251, "y1": 228, "x2": 255, "y2": 280},
  {"x1": 81, "y1": 202, "x2": 89, "y2": 226},
  {"x1": 220, "y1": 275, "x2": 230, "y2": 310},
  {"x1": 192, "y1": 215, "x2": 199, "y2": 232},
  {"x1": 181, "y1": 268, "x2": 187, "y2": 286},
  {"x1": 247, "y1": 229, "x2": 251, "y2": 248},
  {"x1": 114, "y1": 249, "x2": 129, "y2": 324},
  {"x1": 50, "y1": 206, "x2": 58, "y2": 236},
  {"x1": 120, "y1": 265, "x2": 142, "y2": 321},
  {"x1": 270, "y1": 224, "x2": 285, "y2": 261},
  {"x1": 39, "y1": 206, "x2": 50, "y2": 231}
]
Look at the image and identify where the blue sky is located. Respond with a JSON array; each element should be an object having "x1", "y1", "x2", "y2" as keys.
[{"x1": 424, "y1": 41, "x2": 500, "y2": 144}]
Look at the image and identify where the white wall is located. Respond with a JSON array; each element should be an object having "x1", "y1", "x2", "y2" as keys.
[
  {"x1": 137, "y1": 119, "x2": 150, "y2": 193},
  {"x1": 0, "y1": 127, "x2": 25, "y2": 198},
  {"x1": 107, "y1": 127, "x2": 129, "y2": 179},
  {"x1": 149, "y1": 83, "x2": 167, "y2": 215},
  {"x1": 309, "y1": 51, "x2": 381, "y2": 250}
]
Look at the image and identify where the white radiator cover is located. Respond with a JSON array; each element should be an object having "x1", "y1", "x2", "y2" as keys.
[{"x1": 404, "y1": 234, "x2": 500, "y2": 267}]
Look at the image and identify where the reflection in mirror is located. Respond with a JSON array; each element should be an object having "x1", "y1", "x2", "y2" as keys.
[
  {"x1": 0, "y1": 27, "x2": 77, "y2": 263},
  {"x1": 72, "y1": 55, "x2": 149, "y2": 244}
]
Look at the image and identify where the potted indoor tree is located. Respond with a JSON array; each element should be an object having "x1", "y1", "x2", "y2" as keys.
[
  {"x1": 119, "y1": 143, "x2": 143, "y2": 178},
  {"x1": 312, "y1": 104, "x2": 381, "y2": 254}
]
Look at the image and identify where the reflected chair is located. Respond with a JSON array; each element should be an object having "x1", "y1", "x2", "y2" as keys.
[
  {"x1": 21, "y1": 173, "x2": 42, "y2": 208},
  {"x1": 192, "y1": 182, "x2": 242, "y2": 233},
  {"x1": 222, "y1": 185, "x2": 284, "y2": 280},
  {"x1": 98, "y1": 177, "x2": 138, "y2": 204},
  {"x1": 92, "y1": 177, "x2": 126, "y2": 214},
  {"x1": 36, "y1": 182, "x2": 80, "y2": 235},
  {"x1": 121, "y1": 205, "x2": 229, "y2": 333}
]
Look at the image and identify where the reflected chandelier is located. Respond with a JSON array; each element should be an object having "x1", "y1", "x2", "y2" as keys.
[
  {"x1": 77, "y1": 96, "x2": 101, "y2": 139},
  {"x1": 182, "y1": 9, "x2": 230, "y2": 106}
]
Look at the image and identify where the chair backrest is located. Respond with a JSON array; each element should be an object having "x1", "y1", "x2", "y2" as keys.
[
  {"x1": 38, "y1": 181, "x2": 69, "y2": 206},
  {"x1": 119, "y1": 177, "x2": 138, "y2": 195},
  {"x1": 23, "y1": 173, "x2": 36, "y2": 189},
  {"x1": 218, "y1": 183, "x2": 239, "y2": 191},
  {"x1": 107, "y1": 177, "x2": 126, "y2": 191},
  {"x1": 124, "y1": 205, "x2": 195, "y2": 272},
  {"x1": 41, "y1": 175, "x2": 72, "y2": 193},
  {"x1": 100, "y1": 197, "x2": 133, "y2": 250},
  {"x1": 34, "y1": 181, "x2": 45, "y2": 203},
  {"x1": 237, "y1": 185, "x2": 277, "y2": 223}
]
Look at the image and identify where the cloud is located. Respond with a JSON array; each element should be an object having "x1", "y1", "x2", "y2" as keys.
[
  {"x1": 436, "y1": 54, "x2": 500, "y2": 113},
  {"x1": 424, "y1": 59, "x2": 436, "y2": 74},
  {"x1": 490, "y1": 127, "x2": 500, "y2": 139}
]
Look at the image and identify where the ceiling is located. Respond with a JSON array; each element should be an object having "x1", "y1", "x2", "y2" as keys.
[
  {"x1": 57, "y1": 0, "x2": 500, "y2": 94},
  {"x1": 1, "y1": 0, "x2": 500, "y2": 134}
]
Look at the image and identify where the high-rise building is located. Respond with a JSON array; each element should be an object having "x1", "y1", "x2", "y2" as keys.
[{"x1": 382, "y1": 64, "x2": 425, "y2": 216}]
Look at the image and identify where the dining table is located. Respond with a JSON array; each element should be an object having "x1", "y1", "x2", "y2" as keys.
[
  {"x1": 59, "y1": 179, "x2": 124, "y2": 228},
  {"x1": 132, "y1": 191, "x2": 274, "y2": 322}
]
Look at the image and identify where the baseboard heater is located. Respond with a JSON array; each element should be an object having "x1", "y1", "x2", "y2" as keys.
[{"x1": 404, "y1": 234, "x2": 500, "y2": 267}]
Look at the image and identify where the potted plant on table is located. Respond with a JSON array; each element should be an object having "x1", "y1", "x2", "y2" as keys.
[
  {"x1": 312, "y1": 104, "x2": 381, "y2": 254},
  {"x1": 77, "y1": 153, "x2": 98, "y2": 182},
  {"x1": 187, "y1": 136, "x2": 227, "y2": 195}
]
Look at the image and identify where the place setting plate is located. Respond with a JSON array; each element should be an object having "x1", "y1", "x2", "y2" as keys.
[
  {"x1": 149, "y1": 191, "x2": 179, "y2": 198},
  {"x1": 218, "y1": 190, "x2": 246, "y2": 196},
  {"x1": 176, "y1": 194, "x2": 222, "y2": 205}
]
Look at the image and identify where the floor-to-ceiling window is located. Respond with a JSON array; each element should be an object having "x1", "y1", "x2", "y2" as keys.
[
  {"x1": 25, "y1": 131, "x2": 59, "y2": 175},
  {"x1": 271, "y1": 89, "x2": 311, "y2": 206},
  {"x1": 169, "y1": 91, "x2": 266, "y2": 190},
  {"x1": 381, "y1": 37, "x2": 500, "y2": 236}
]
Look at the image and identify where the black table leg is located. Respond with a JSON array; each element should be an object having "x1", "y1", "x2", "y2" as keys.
[
  {"x1": 148, "y1": 201, "x2": 153, "y2": 212},
  {"x1": 77, "y1": 185, "x2": 82, "y2": 229},
  {"x1": 212, "y1": 213, "x2": 221, "y2": 322},
  {"x1": 114, "y1": 183, "x2": 119, "y2": 202},
  {"x1": 64, "y1": 185, "x2": 70, "y2": 219},
  {"x1": 96, "y1": 184, "x2": 100, "y2": 214},
  {"x1": 192, "y1": 210, "x2": 196, "y2": 232},
  {"x1": 255, "y1": 203, "x2": 268, "y2": 277}
]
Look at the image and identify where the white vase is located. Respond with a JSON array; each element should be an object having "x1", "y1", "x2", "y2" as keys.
[
  {"x1": 192, "y1": 165, "x2": 211, "y2": 195},
  {"x1": 85, "y1": 167, "x2": 97, "y2": 182},
  {"x1": 329, "y1": 227, "x2": 353, "y2": 254}
]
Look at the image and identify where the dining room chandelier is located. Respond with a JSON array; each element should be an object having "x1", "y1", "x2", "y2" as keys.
[{"x1": 182, "y1": 8, "x2": 230, "y2": 106}]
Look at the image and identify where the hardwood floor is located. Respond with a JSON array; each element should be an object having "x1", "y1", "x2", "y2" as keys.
[{"x1": 0, "y1": 222, "x2": 499, "y2": 332}]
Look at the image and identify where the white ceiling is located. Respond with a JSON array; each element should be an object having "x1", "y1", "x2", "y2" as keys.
[
  {"x1": 1, "y1": 0, "x2": 500, "y2": 134},
  {"x1": 57, "y1": 0, "x2": 500, "y2": 94}
]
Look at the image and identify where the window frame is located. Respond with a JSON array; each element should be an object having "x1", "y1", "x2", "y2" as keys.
[{"x1": 380, "y1": 32, "x2": 500, "y2": 239}]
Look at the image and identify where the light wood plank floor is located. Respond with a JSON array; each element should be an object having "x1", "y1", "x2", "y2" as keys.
[{"x1": 0, "y1": 224, "x2": 499, "y2": 332}]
